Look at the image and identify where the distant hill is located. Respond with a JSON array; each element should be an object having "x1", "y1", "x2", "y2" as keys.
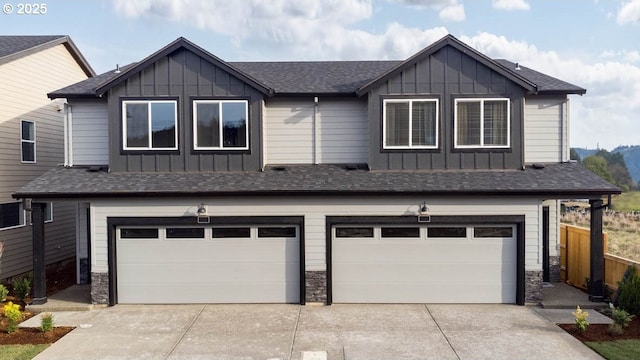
[{"x1": 573, "y1": 146, "x2": 640, "y2": 183}]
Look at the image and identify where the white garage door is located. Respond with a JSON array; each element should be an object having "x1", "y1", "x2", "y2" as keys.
[
  {"x1": 117, "y1": 225, "x2": 300, "y2": 304},
  {"x1": 332, "y1": 225, "x2": 516, "y2": 303}
]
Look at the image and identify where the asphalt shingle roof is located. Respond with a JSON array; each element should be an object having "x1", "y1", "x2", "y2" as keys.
[
  {"x1": 49, "y1": 63, "x2": 137, "y2": 98},
  {"x1": 0, "y1": 35, "x2": 64, "y2": 59},
  {"x1": 495, "y1": 59, "x2": 586, "y2": 94},
  {"x1": 13, "y1": 163, "x2": 620, "y2": 199}
]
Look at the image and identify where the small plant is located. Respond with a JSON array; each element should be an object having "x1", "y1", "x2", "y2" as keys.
[
  {"x1": 612, "y1": 307, "x2": 635, "y2": 328},
  {"x1": 0, "y1": 284, "x2": 8, "y2": 302},
  {"x1": 11, "y1": 275, "x2": 32, "y2": 303},
  {"x1": 607, "y1": 323, "x2": 624, "y2": 336},
  {"x1": 40, "y1": 312, "x2": 54, "y2": 332},
  {"x1": 573, "y1": 305, "x2": 589, "y2": 333},
  {"x1": 3, "y1": 301, "x2": 22, "y2": 333},
  {"x1": 616, "y1": 266, "x2": 640, "y2": 315}
]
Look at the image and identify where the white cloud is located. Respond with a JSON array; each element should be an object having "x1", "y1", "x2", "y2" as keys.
[
  {"x1": 492, "y1": 0, "x2": 530, "y2": 11},
  {"x1": 439, "y1": 3, "x2": 465, "y2": 21},
  {"x1": 617, "y1": 0, "x2": 640, "y2": 24}
]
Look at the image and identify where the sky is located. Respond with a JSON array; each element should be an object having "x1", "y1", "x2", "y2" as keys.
[{"x1": 1, "y1": 0, "x2": 639, "y2": 150}]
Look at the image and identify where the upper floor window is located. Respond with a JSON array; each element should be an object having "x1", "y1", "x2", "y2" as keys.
[
  {"x1": 193, "y1": 100, "x2": 249, "y2": 150},
  {"x1": 21, "y1": 120, "x2": 36, "y2": 163},
  {"x1": 0, "y1": 202, "x2": 25, "y2": 230},
  {"x1": 383, "y1": 99, "x2": 438, "y2": 149},
  {"x1": 455, "y1": 98, "x2": 510, "y2": 148},
  {"x1": 122, "y1": 100, "x2": 178, "y2": 150}
]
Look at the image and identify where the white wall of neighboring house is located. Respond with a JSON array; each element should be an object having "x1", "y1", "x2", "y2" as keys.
[
  {"x1": 67, "y1": 99, "x2": 109, "y2": 166},
  {"x1": 0, "y1": 43, "x2": 90, "y2": 279},
  {"x1": 524, "y1": 95, "x2": 570, "y2": 163},
  {"x1": 88, "y1": 195, "x2": 546, "y2": 273}
]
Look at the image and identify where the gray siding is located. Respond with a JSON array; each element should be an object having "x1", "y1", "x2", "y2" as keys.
[
  {"x1": 108, "y1": 49, "x2": 264, "y2": 172},
  {"x1": 367, "y1": 46, "x2": 526, "y2": 170},
  {"x1": 70, "y1": 99, "x2": 109, "y2": 166}
]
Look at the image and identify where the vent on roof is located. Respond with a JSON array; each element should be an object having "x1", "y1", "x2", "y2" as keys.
[
  {"x1": 514, "y1": 63, "x2": 521, "y2": 71},
  {"x1": 114, "y1": 64, "x2": 121, "y2": 74}
]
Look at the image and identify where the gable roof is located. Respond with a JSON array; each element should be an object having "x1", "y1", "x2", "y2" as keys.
[
  {"x1": 0, "y1": 35, "x2": 95, "y2": 77},
  {"x1": 356, "y1": 34, "x2": 537, "y2": 96},
  {"x1": 92, "y1": 37, "x2": 273, "y2": 97},
  {"x1": 494, "y1": 59, "x2": 586, "y2": 95}
]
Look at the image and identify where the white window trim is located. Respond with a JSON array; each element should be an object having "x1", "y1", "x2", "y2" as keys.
[
  {"x1": 20, "y1": 120, "x2": 36, "y2": 163},
  {"x1": 0, "y1": 202, "x2": 26, "y2": 231},
  {"x1": 382, "y1": 98, "x2": 439, "y2": 149},
  {"x1": 454, "y1": 98, "x2": 510, "y2": 149},
  {"x1": 122, "y1": 100, "x2": 178, "y2": 151},
  {"x1": 193, "y1": 100, "x2": 250, "y2": 150}
]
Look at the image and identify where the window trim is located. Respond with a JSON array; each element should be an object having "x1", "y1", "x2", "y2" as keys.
[
  {"x1": 0, "y1": 202, "x2": 26, "y2": 231},
  {"x1": 382, "y1": 98, "x2": 439, "y2": 150},
  {"x1": 30, "y1": 202, "x2": 53, "y2": 225},
  {"x1": 453, "y1": 98, "x2": 510, "y2": 149},
  {"x1": 193, "y1": 99, "x2": 250, "y2": 151},
  {"x1": 122, "y1": 100, "x2": 179, "y2": 151},
  {"x1": 20, "y1": 120, "x2": 36, "y2": 163}
]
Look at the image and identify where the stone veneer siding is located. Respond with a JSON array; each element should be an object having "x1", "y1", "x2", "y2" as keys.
[
  {"x1": 525, "y1": 270, "x2": 543, "y2": 304},
  {"x1": 91, "y1": 272, "x2": 109, "y2": 304},
  {"x1": 549, "y1": 255, "x2": 561, "y2": 283},
  {"x1": 305, "y1": 271, "x2": 326, "y2": 303}
]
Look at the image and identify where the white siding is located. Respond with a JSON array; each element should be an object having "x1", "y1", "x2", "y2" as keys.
[
  {"x1": 524, "y1": 96, "x2": 568, "y2": 163},
  {"x1": 90, "y1": 196, "x2": 543, "y2": 273},
  {"x1": 264, "y1": 98, "x2": 368, "y2": 165},
  {"x1": 0, "y1": 43, "x2": 89, "y2": 279},
  {"x1": 69, "y1": 99, "x2": 109, "y2": 165}
]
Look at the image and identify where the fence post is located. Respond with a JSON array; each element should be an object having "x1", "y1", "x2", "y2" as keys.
[{"x1": 589, "y1": 199, "x2": 604, "y2": 302}]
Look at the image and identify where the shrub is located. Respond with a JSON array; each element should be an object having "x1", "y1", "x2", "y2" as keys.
[
  {"x1": 616, "y1": 266, "x2": 640, "y2": 315},
  {"x1": 607, "y1": 323, "x2": 624, "y2": 336},
  {"x1": 3, "y1": 301, "x2": 22, "y2": 333},
  {"x1": 612, "y1": 308, "x2": 634, "y2": 328},
  {"x1": 0, "y1": 284, "x2": 8, "y2": 302},
  {"x1": 573, "y1": 305, "x2": 589, "y2": 333},
  {"x1": 40, "y1": 312, "x2": 54, "y2": 332},
  {"x1": 11, "y1": 275, "x2": 31, "y2": 303}
]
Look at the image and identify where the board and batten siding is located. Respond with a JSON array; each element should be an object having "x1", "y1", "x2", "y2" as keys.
[
  {"x1": 0, "y1": 43, "x2": 89, "y2": 279},
  {"x1": 69, "y1": 99, "x2": 109, "y2": 166},
  {"x1": 89, "y1": 196, "x2": 545, "y2": 274},
  {"x1": 107, "y1": 48, "x2": 264, "y2": 172},
  {"x1": 365, "y1": 45, "x2": 526, "y2": 171},
  {"x1": 524, "y1": 96, "x2": 568, "y2": 163},
  {"x1": 264, "y1": 98, "x2": 368, "y2": 165}
]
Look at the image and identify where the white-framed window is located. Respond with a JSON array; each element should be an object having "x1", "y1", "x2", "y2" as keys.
[
  {"x1": 21, "y1": 120, "x2": 36, "y2": 163},
  {"x1": 383, "y1": 98, "x2": 438, "y2": 149},
  {"x1": 122, "y1": 100, "x2": 178, "y2": 150},
  {"x1": 0, "y1": 202, "x2": 25, "y2": 230},
  {"x1": 30, "y1": 202, "x2": 53, "y2": 224},
  {"x1": 193, "y1": 100, "x2": 249, "y2": 150},
  {"x1": 454, "y1": 98, "x2": 510, "y2": 148}
]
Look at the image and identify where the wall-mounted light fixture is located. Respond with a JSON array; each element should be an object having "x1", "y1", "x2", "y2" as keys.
[
  {"x1": 196, "y1": 203, "x2": 210, "y2": 223},
  {"x1": 418, "y1": 201, "x2": 431, "y2": 223}
]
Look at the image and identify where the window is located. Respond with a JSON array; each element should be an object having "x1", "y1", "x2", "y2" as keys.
[
  {"x1": 122, "y1": 100, "x2": 177, "y2": 150},
  {"x1": 258, "y1": 227, "x2": 296, "y2": 238},
  {"x1": 30, "y1": 203, "x2": 53, "y2": 224},
  {"x1": 427, "y1": 227, "x2": 467, "y2": 238},
  {"x1": 193, "y1": 100, "x2": 249, "y2": 150},
  {"x1": 335, "y1": 227, "x2": 374, "y2": 238},
  {"x1": 212, "y1": 227, "x2": 251, "y2": 238},
  {"x1": 21, "y1": 120, "x2": 36, "y2": 163},
  {"x1": 474, "y1": 227, "x2": 513, "y2": 238},
  {"x1": 383, "y1": 99, "x2": 438, "y2": 149},
  {"x1": 455, "y1": 98, "x2": 509, "y2": 148},
  {"x1": 120, "y1": 228, "x2": 159, "y2": 239},
  {"x1": 0, "y1": 202, "x2": 25, "y2": 230},
  {"x1": 381, "y1": 227, "x2": 420, "y2": 238},
  {"x1": 166, "y1": 228, "x2": 205, "y2": 239}
]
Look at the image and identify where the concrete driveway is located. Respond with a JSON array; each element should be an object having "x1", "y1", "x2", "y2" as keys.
[{"x1": 22, "y1": 304, "x2": 602, "y2": 360}]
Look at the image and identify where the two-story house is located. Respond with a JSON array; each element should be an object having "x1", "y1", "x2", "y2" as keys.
[
  {"x1": 14, "y1": 35, "x2": 619, "y2": 306},
  {"x1": 0, "y1": 36, "x2": 94, "y2": 283}
]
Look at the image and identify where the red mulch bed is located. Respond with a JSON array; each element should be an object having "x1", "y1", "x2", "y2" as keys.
[{"x1": 559, "y1": 315, "x2": 640, "y2": 342}]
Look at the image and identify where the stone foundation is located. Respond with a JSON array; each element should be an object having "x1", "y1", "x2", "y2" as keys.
[
  {"x1": 549, "y1": 255, "x2": 561, "y2": 283},
  {"x1": 525, "y1": 270, "x2": 543, "y2": 304},
  {"x1": 91, "y1": 272, "x2": 109, "y2": 304},
  {"x1": 305, "y1": 271, "x2": 327, "y2": 303}
]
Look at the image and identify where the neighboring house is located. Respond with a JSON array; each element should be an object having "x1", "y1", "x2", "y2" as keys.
[
  {"x1": 0, "y1": 36, "x2": 94, "y2": 284},
  {"x1": 15, "y1": 35, "x2": 619, "y2": 306}
]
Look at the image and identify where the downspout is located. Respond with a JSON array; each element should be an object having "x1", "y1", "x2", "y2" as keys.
[
  {"x1": 313, "y1": 97, "x2": 319, "y2": 165},
  {"x1": 63, "y1": 103, "x2": 73, "y2": 167}
]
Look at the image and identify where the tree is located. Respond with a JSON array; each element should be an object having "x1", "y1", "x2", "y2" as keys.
[{"x1": 582, "y1": 155, "x2": 614, "y2": 183}]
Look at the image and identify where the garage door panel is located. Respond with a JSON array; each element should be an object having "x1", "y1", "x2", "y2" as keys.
[{"x1": 332, "y1": 224, "x2": 517, "y2": 304}]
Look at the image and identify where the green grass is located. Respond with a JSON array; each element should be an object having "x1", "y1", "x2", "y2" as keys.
[
  {"x1": 612, "y1": 192, "x2": 640, "y2": 212},
  {"x1": 586, "y1": 339, "x2": 640, "y2": 360},
  {"x1": 0, "y1": 344, "x2": 49, "y2": 360}
]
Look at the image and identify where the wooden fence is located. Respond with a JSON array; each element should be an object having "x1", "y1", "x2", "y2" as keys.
[{"x1": 560, "y1": 224, "x2": 639, "y2": 291}]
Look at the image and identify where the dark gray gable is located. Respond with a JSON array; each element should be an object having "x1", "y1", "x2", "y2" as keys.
[
  {"x1": 0, "y1": 35, "x2": 95, "y2": 77},
  {"x1": 356, "y1": 34, "x2": 537, "y2": 96},
  {"x1": 93, "y1": 37, "x2": 273, "y2": 97}
]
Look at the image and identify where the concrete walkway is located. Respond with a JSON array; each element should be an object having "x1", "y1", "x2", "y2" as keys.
[{"x1": 21, "y1": 304, "x2": 603, "y2": 360}]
